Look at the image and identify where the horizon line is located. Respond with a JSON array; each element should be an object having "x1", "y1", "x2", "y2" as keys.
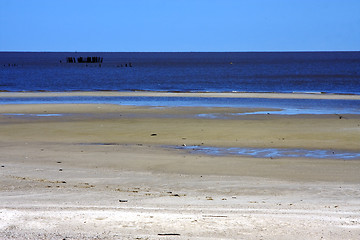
[{"x1": 1, "y1": 50, "x2": 360, "y2": 53}]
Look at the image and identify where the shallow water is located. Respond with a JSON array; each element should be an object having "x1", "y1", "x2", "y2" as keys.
[
  {"x1": 2, "y1": 113, "x2": 63, "y2": 117},
  {"x1": 176, "y1": 145, "x2": 360, "y2": 160},
  {"x1": 0, "y1": 96, "x2": 359, "y2": 115}
]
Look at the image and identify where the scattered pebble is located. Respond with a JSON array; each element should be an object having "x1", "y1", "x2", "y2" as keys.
[
  {"x1": 119, "y1": 200, "x2": 128, "y2": 203},
  {"x1": 150, "y1": 133, "x2": 157, "y2": 136}
]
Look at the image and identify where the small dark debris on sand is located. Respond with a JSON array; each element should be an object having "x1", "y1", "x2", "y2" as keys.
[
  {"x1": 336, "y1": 114, "x2": 345, "y2": 119},
  {"x1": 151, "y1": 133, "x2": 157, "y2": 136},
  {"x1": 119, "y1": 200, "x2": 128, "y2": 203},
  {"x1": 158, "y1": 233, "x2": 180, "y2": 236}
]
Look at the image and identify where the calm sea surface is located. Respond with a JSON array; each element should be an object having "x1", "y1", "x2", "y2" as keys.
[
  {"x1": 1, "y1": 52, "x2": 360, "y2": 93},
  {"x1": 1, "y1": 52, "x2": 360, "y2": 114}
]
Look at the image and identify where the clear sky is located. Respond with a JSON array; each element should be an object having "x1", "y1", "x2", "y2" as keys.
[{"x1": 1, "y1": 0, "x2": 359, "y2": 52}]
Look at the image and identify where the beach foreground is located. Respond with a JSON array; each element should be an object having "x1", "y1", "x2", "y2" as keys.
[{"x1": 1, "y1": 93, "x2": 360, "y2": 239}]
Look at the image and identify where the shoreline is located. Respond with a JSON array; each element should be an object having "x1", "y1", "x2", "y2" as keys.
[{"x1": 1, "y1": 90, "x2": 360, "y2": 100}]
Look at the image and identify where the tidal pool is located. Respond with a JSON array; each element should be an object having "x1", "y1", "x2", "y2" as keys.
[{"x1": 175, "y1": 145, "x2": 360, "y2": 160}]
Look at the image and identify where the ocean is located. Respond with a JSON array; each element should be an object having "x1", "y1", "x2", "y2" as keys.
[
  {"x1": 1, "y1": 52, "x2": 360, "y2": 94},
  {"x1": 1, "y1": 52, "x2": 360, "y2": 114}
]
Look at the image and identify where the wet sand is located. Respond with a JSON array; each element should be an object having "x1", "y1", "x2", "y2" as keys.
[{"x1": 1, "y1": 93, "x2": 360, "y2": 239}]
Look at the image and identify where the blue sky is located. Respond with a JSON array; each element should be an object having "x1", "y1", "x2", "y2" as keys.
[{"x1": 1, "y1": 0, "x2": 359, "y2": 52}]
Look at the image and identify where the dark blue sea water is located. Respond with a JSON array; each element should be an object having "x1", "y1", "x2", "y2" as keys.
[{"x1": 1, "y1": 52, "x2": 360, "y2": 94}]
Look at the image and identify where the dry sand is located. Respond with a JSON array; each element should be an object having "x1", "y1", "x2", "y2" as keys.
[{"x1": 1, "y1": 93, "x2": 360, "y2": 239}]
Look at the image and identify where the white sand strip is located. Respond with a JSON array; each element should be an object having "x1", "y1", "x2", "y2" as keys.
[{"x1": 1, "y1": 91, "x2": 360, "y2": 100}]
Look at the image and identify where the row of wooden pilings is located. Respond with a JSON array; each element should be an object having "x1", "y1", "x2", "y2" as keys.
[
  {"x1": 64, "y1": 56, "x2": 103, "y2": 63},
  {"x1": 61, "y1": 56, "x2": 133, "y2": 67}
]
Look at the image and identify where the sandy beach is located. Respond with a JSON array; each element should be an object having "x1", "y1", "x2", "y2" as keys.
[{"x1": 1, "y1": 92, "x2": 360, "y2": 239}]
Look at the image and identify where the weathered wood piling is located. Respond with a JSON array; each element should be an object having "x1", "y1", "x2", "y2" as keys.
[
  {"x1": 63, "y1": 56, "x2": 133, "y2": 67},
  {"x1": 65, "y1": 56, "x2": 103, "y2": 63},
  {"x1": 116, "y1": 62, "x2": 133, "y2": 67},
  {"x1": 3, "y1": 63, "x2": 18, "y2": 67}
]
